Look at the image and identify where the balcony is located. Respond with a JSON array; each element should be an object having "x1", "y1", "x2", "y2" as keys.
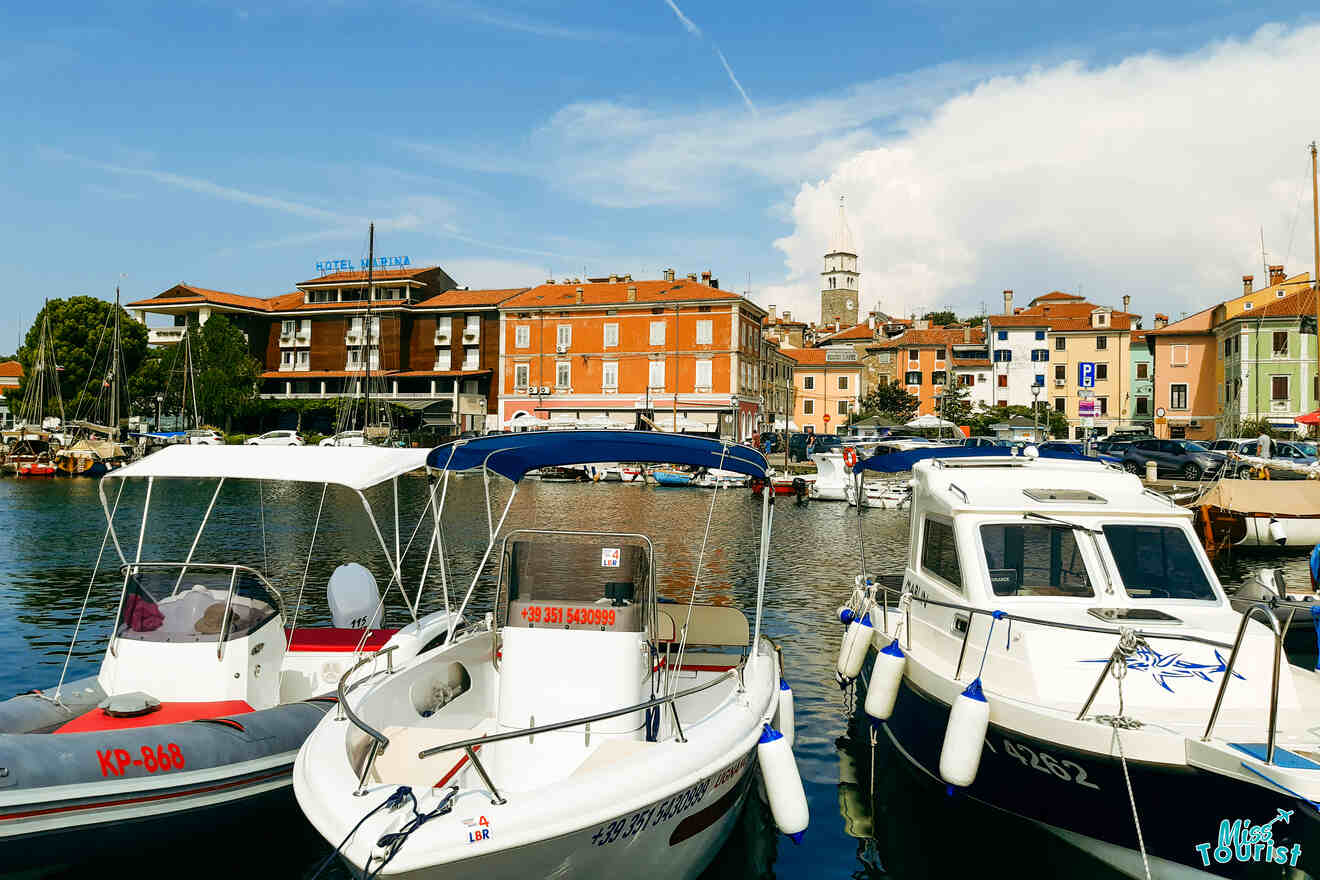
[
  {"x1": 345, "y1": 331, "x2": 364, "y2": 345},
  {"x1": 1271, "y1": 399, "x2": 1291, "y2": 413},
  {"x1": 435, "y1": 329, "x2": 451, "y2": 346},
  {"x1": 149, "y1": 327, "x2": 187, "y2": 345},
  {"x1": 462, "y1": 326, "x2": 481, "y2": 345}
]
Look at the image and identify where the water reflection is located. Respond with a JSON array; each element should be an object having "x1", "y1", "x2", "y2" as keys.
[{"x1": 0, "y1": 476, "x2": 1306, "y2": 879}]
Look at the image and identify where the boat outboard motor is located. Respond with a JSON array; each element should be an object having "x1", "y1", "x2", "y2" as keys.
[
  {"x1": 327, "y1": 563, "x2": 383, "y2": 629},
  {"x1": 792, "y1": 477, "x2": 808, "y2": 504}
]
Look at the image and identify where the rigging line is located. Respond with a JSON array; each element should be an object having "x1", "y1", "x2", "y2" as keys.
[
  {"x1": 51, "y1": 478, "x2": 126, "y2": 703},
  {"x1": 668, "y1": 444, "x2": 730, "y2": 698},
  {"x1": 287, "y1": 483, "x2": 330, "y2": 648},
  {"x1": 74, "y1": 309, "x2": 112, "y2": 424},
  {"x1": 258, "y1": 479, "x2": 268, "y2": 576},
  {"x1": 352, "y1": 486, "x2": 439, "y2": 657}
]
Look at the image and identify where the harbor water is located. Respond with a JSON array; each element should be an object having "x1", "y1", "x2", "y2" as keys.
[{"x1": 0, "y1": 475, "x2": 1312, "y2": 879}]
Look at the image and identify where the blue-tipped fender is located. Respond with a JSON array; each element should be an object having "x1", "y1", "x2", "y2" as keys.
[{"x1": 757, "y1": 724, "x2": 808, "y2": 842}]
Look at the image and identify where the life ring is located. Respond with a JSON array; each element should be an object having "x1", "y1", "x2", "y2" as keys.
[{"x1": 842, "y1": 447, "x2": 858, "y2": 469}]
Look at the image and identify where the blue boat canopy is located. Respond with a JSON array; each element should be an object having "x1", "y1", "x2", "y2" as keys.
[
  {"x1": 854, "y1": 444, "x2": 1108, "y2": 474},
  {"x1": 427, "y1": 430, "x2": 769, "y2": 482}
]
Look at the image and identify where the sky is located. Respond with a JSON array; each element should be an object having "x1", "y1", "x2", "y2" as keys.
[{"x1": 4, "y1": 1, "x2": 1320, "y2": 347}]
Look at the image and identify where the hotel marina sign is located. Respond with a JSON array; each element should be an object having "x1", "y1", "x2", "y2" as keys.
[{"x1": 315, "y1": 256, "x2": 411, "y2": 274}]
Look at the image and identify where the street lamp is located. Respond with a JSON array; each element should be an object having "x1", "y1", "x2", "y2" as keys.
[
  {"x1": 156, "y1": 393, "x2": 164, "y2": 431},
  {"x1": 1031, "y1": 383, "x2": 1042, "y2": 443}
]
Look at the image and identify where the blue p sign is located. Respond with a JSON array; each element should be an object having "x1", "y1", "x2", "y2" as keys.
[{"x1": 1078, "y1": 362, "x2": 1095, "y2": 388}]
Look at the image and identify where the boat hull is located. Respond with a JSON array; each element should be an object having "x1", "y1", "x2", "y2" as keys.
[
  {"x1": 872, "y1": 667, "x2": 1320, "y2": 878},
  {"x1": 1237, "y1": 516, "x2": 1320, "y2": 548}
]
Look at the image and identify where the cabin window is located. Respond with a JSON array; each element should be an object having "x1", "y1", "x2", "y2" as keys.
[
  {"x1": 920, "y1": 517, "x2": 962, "y2": 591},
  {"x1": 979, "y1": 524, "x2": 1094, "y2": 597},
  {"x1": 1103, "y1": 525, "x2": 1215, "y2": 600}
]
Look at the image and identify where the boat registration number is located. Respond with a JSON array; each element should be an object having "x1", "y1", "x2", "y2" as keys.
[
  {"x1": 1001, "y1": 738, "x2": 1098, "y2": 790},
  {"x1": 589, "y1": 752, "x2": 751, "y2": 847},
  {"x1": 519, "y1": 605, "x2": 617, "y2": 627},
  {"x1": 97, "y1": 744, "x2": 186, "y2": 777}
]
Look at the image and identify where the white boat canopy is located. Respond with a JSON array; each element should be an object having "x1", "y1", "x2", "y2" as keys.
[{"x1": 105, "y1": 445, "x2": 432, "y2": 491}]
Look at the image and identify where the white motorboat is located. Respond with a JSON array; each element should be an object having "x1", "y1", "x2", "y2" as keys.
[
  {"x1": 844, "y1": 480, "x2": 911, "y2": 509},
  {"x1": 294, "y1": 430, "x2": 807, "y2": 879},
  {"x1": 812, "y1": 444, "x2": 915, "y2": 507},
  {"x1": 0, "y1": 446, "x2": 461, "y2": 873},
  {"x1": 1189, "y1": 479, "x2": 1320, "y2": 552},
  {"x1": 839, "y1": 447, "x2": 1320, "y2": 879}
]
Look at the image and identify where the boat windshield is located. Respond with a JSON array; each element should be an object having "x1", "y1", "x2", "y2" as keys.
[
  {"x1": 980, "y1": 523, "x2": 1095, "y2": 598},
  {"x1": 116, "y1": 564, "x2": 281, "y2": 644},
  {"x1": 1102, "y1": 524, "x2": 1216, "y2": 601},
  {"x1": 501, "y1": 533, "x2": 650, "y2": 633}
]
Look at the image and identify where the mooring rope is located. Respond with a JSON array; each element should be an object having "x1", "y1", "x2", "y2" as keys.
[{"x1": 1105, "y1": 627, "x2": 1152, "y2": 880}]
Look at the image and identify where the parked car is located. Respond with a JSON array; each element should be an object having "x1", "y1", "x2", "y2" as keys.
[
  {"x1": 1036, "y1": 440, "x2": 1122, "y2": 464},
  {"x1": 245, "y1": 430, "x2": 304, "y2": 447},
  {"x1": 757, "y1": 433, "x2": 785, "y2": 455},
  {"x1": 319, "y1": 430, "x2": 365, "y2": 447},
  {"x1": 809, "y1": 433, "x2": 842, "y2": 454},
  {"x1": 963, "y1": 437, "x2": 1015, "y2": 448},
  {"x1": 1209, "y1": 437, "x2": 1316, "y2": 478},
  {"x1": 186, "y1": 429, "x2": 223, "y2": 446},
  {"x1": 1092, "y1": 439, "x2": 1131, "y2": 456},
  {"x1": 1121, "y1": 438, "x2": 1225, "y2": 480}
]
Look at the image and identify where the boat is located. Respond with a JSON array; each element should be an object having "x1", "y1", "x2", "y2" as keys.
[
  {"x1": 4, "y1": 304, "x2": 66, "y2": 471},
  {"x1": 58, "y1": 288, "x2": 136, "y2": 475},
  {"x1": 15, "y1": 459, "x2": 56, "y2": 477},
  {"x1": 54, "y1": 438, "x2": 133, "y2": 477},
  {"x1": 537, "y1": 465, "x2": 590, "y2": 482},
  {"x1": 1229, "y1": 567, "x2": 1318, "y2": 631},
  {"x1": 652, "y1": 466, "x2": 696, "y2": 486},
  {"x1": 294, "y1": 430, "x2": 807, "y2": 879},
  {"x1": 0, "y1": 446, "x2": 462, "y2": 872},
  {"x1": 844, "y1": 480, "x2": 910, "y2": 509},
  {"x1": 839, "y1": 446, "x2": 1320, "y2": 878},
  {"x1": 1187, "y1": 479, "x2": 1320, "y2": 557}
]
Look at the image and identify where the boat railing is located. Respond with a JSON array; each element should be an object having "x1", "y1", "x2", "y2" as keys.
[
  {"x1": 870, "y1": 580, "x2": 1295, "y2": 767},
  {"x1": 336, "y1": 644, "x2": 399, "y2": 796}
]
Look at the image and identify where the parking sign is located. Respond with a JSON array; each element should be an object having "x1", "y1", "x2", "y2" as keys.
[{"x1": 1078, "y1": 362, "x2": 1095, "y2": 388}]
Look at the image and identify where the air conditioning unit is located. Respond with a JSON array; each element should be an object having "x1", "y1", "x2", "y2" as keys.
[
  {"x1": 1190, "y1": 419, "x2": 1201, "y2": 428},
  {"x1": 556, "y1": 343, "x2": 569, "y2": 354}
]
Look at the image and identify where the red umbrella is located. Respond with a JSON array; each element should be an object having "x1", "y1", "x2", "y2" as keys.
[{"x1": 1298, "y1": 410, "x2": 1320, "y2": 426}]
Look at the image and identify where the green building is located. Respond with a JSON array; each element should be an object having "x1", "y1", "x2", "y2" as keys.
[{"x1": 1215, "y1": 290, "x2": 1318, "y2": 435}]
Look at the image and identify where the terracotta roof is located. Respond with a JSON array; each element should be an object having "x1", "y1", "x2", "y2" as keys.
[
  {"x1": 1146, "y1": 305, "x2": 1216, "y2": 335},
  {"x1": 0, "y1": 360, "x2": 22, "y2": 379},
  {"x1": 985, "y1": 314, "x2": 1052, "y2": 327},
  {"x1": 952, "y1": 358, "x2": 992, "y2": 368},
  {"x1": 274, "y1": 298, "x2": 412, "y2": 313},
  {"x1": 126, "y1": 284, "x2": 274, "y2": 312},
  {"x1": 817, "y1": 323, "x2": 875, "y2": 342},
  {"x1": 502, "y1": 279, "x2": 743, "y2": 310},
  {"x1": 782, "y1": 349, "x2": 863, "y2": 366},
  {"x1": 414, "y1": 288, "x2": 529, "y2": 308},
  {"x1": 260, "y1": 370, "x2": 400, "y2": 379},
  {"x1": 390, "y1": 369, "x2": 492, "y2": 378},
  {"x1": 1029, "y1": 291, "x2": 1086, "y2": 304},
  {"x1": 298, "y1": 266, "x2": 440, "y2": 286},
  {"x1": 1048, "y1": 314, "x2": 1135, "y2": 332},
  {"x1": 1254, "y1": 287, "x2": 1318, "y2": 319},
  {"x1": 879, "y1": 328, "x2": 985, "y2": 347}
]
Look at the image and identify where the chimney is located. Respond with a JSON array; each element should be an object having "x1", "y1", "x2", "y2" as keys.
[
  {"x1": 1243, "y1": 275, "x2": 1254, "y2": 295},
  {"x1": 687, "y1": 273, "x2": 698, "y2": 282},
  {"x1": 769, "y1": 304, "x2": 777, "y2": 320},
  {"x1": 626, "y1": 285, "x2": 637, "y2": 303},
  {"x1": 700, "y1": 270, "x2": 712, "y2": 286},
  {"x1": 575, "y1": 286, "x2": 584, "y2": 304},
  {"x1": 963, "y1": 327, "x2": 971, "y2": 343},
  {"x1": 663, "y1": 268, "x2": 675, "y2": 282},
  {"x1": 1121, "y1": 294, "x2": 1130, "y2": 313},
  {"x1": 1154, "y1": 313, "x2": 1168, "y2": 329},
  {"x1": 608, "y1": 273, "x2": 618, "y2": 283},
  {"x1": 545, "y1": 278, "x2": 555, "y2": 284},
  {"x1": 783, "y1": 310, "x2": 792, "y2": 322},
  {"x1": 1003, "y1": 289, "x2": 1013, "y2": 315},
  {"x1": 1269, "y1": 264, "x2": 1286, "y2": 285}
]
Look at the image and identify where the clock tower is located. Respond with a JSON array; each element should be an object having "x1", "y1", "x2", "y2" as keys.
[{"x1": 821, "y1": 196, "x2": 859, "y2": 326}]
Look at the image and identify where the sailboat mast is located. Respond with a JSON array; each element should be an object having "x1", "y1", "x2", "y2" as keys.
[
  {"x1": 364, "y1": 222, "x2": 374, "y2": 430},
  {"x1": 111, "y1": 287, "x2": 121, "y2": 437},
  {"x1": 1311, "y1": 141, "x2": 1318, "y2": 394}
]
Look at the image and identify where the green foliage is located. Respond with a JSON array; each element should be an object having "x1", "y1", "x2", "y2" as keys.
[
  {"x1": 922, "y1": 310, "x2": 958, "y2": 326},
  {"x1": 860, "y1": 383, "x2": 920, "y2": 422},
  {"x1": 129, "y1": 348, "x2": 170, "y2": 417},
  {"x1": 192, "y1": 315, "x2": 260, "y2": 432},
  {"x1": 935, "y1": 380, "x2": 973, "y2": 426},
  {"x1": 15, "y1": 297, "x2": 148, "y2": 415},
  {"x1": 967, "y1": 403, "x2": 1064, "y2": 439},
  {"x1": 1237, "y1": 418, "x2": 1277, "y2": 439}
]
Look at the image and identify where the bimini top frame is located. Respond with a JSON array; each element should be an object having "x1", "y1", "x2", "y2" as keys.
[{"x1": 852, "y1": 444, "x2": 1112, "y2": 474}]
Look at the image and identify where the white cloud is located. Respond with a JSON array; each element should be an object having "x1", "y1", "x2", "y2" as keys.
[
  {"x1": 434, "y1": 258, "x2": 552, "y2": 290},
  {"x1": 764, "y1": 23, "x2": 1320, "y2": 324}
]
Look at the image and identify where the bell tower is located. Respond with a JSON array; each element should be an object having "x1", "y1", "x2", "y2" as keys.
[{"x1": 821, "y1": 196, "x2": 859, "y2": 326}]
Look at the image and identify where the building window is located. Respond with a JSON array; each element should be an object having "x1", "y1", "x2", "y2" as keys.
[
  {"x1": 1034, "y1": 374, "x2": 1044, "y2": 387},
  {"x1": 462, "y1": 347, "x2": 479, "y2": 370},
  {"x1": 803, "y1": 399, "x2": 815, "y2": 415},
  {"x1": 296, "y1": 350, "x2": 309, "y2": 369},
  {"x1": 696, "y1": 320, "x2": 713, "y2": 345},
  {"x1": 557, "y1": 324, "x2": 571, "y2": 349},
  {"x1": 1095, "y1": 363, "x2": 1108, "y2": 381},
  {"x1": 993, "y1": 350, "x2": 1012, "y2": 362},
  {"x1": 464, "y1": 315, "x2": 480, "y2": 339},
  {"x1": 1273, "y1": 331, "x2": 1289, "y2": 357},
  {"x1": 515, "y1": 325, "x2": 530, "y2": 348},
  {"x1": 1035, "y1": 330, "x2": 1045, "y2": 341},
  {"x1": 650, "y1": 321, "x2": 666, "y2": 346},
  {"x1": 932, "y1": 371, "x2": 947, "y2": 385},
  {"x1": 977, "y1": 374, "x2": 987, "y2": 384},
  {"x1": 921, "y1": 518, "x2": 962, "y2": 591},
  {"x1": 602, "y1": 361, "x2": 618, "y2": 389},
  {"x1": 514, "y1": 363, "x2": 529, "y2": 389},
  {"x1": 1096, "y1": 336, "x2": 1108, "y2": 350},
  {"x1": 435, "y1": 348, "x2": 452, "y2": 370},
  {"x1": 935, "y1": 347, "x2": 946, "y2": 361},
  {"x1": 958, "y1": 374, "x2": 973, "y2": 386},
  {"x1": 1054, "y1": 364, "x2": 1066, "y2": 381},
  {"x1": 1224, "y1": 338, "x2": 1232, "y2": 357},
  {"x1": 1097, "y1": 396, "x2": 1108, "y2": 416},
  {"x1": 556, "y1": 361, "x2": 571, "y2": 388},
  {"x1": 281, "y1": 350, "x2": 294, "y2": 366},
  {"x1": 1055, "y1": 337, "x2": 1066, "y2": 351},
  {"x1": 282, "y1": 320, "x2": 295, "y2": 336},
  {"x1": 1272, "y1": 375, "x2": 1289, "y2": 401},
  {"x1": 603, "y1": 322, "x2": 618, "y2": 348},
  {"x1": 1136, "y1": 362, "x2": 1148, "y2": 379},
  {"x1": 648, "y1": 359, "x2": 665, "y2": 389},
  {"x1": 997, "y1": 375, "x2": 1008, "y2": 388},
  {"x1": 838, "y1": 375, "x2": 848, "y2": 390},
  {"x1": 997, "y1": 399, "x2": 1008, "y2": 407},
  {"x1": 1054, "y1": 397, "x2": 1065, "y2": 413},
  {"x1": 804, "y1": 376, "x2": 815, "y2": 390},
  {"x1": 1171, "y1": 344, "x2": 1189, "y2": 366},
  {"x1": 905, "y1": 371, "x2": 921, "y2": 385},
  {"x1": 838, "y1": 400, "x2": 849, "y2": 416},
  {"x1": 1170, "y1": 383, "x2": 1188, "y2": 409},
  {"x1": 1030, "y1": 349, "x2": 1049, "y2": 361},
  {"x1": 997, "y1": 330, "x2": 1007, "y2": 341},
  {"x1": 909, "y1": 348, "x2": 919, "y2": 362},
  {"x1": 694, "y1": 359, "x2": 712, "y2": 389},
  {"x1": 1136, "y1": 396, "x2": 1149, "y2": 415}
]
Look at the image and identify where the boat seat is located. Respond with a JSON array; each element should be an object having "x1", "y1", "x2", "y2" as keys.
[{"x1": 371, "y1": 723, "x2": 490, "y2": 785}]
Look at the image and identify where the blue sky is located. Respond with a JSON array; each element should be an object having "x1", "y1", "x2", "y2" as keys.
[{"x1": 3, "y1": 1, "x2": 1320, "y2": 347}]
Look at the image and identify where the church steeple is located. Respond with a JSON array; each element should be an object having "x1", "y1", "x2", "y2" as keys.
[{"x1": 821, "y1": 195, "x2": 859, "y2": 325}]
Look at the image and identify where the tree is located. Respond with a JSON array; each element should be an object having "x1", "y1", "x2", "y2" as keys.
[
  {"x1": 922, "y1": 310, "x2": 958, "y2": 326},
  {"x1": 14, "y1": 297, "x2": 148, "y2": 417},
  {"x1": 192, "y1": 315, "x2": 260, "y2": 432},
  {"x1": 861, "y1": 383, "x2": 920, "y2": 422},
  {"x1": 129, "y1": 348, "x2": 170, "y2": 422},
  {"x1": 936, "y1": 379, "x2": 973, "y2": 426}
]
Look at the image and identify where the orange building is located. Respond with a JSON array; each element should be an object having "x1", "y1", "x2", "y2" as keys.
[
  {"x1": 877, "y1": 327, "x2": 985, "y2": 416},
  {"x1": 497, "y1": 274, "x2": 766, "y2": 438},
  {"x1": 784, "y1": 348, "x2": 863, "y2": 434}
]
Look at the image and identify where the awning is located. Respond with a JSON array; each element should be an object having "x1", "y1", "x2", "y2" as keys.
[
  {"x1": 427, "y1": 430, "x2": 768, "y2": 482},
  {"x1": 106, "y1": 445, "x2": 432, "y2": 491},
  {"x1": 1195, "y1": 480, "x2": 1320, "y2": 518},
  {"x1": 1297, "y1": 410, "x2": 1320, "y2": 426},
  {"x1": 1267, "y1": 417, "x2": 1298, "y2": 428}
]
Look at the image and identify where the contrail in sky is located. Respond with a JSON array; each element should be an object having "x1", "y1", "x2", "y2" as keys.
[
  {"x1": 663, "y1": 0, "x2": 701, "y2": 36},
  {"x1": 661, "y1": 0, "x2": 757, "y2": 114}
]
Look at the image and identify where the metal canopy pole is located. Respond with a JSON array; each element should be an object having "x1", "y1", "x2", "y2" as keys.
[
  {"x1": 454, "y1": 484, "x2": 519, "y2": 624},
  {"x1": 174, "y1": 478, "x2": 225, "y2": 593},
  {"x1": 356, "y1": 490, "x2": 420, "y2": 626},
  {"x1": 750, "y1": 475, "x2": 771, "y2": 659}
]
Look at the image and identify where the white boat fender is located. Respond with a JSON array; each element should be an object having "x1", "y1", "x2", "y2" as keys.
[
  {"x1": 757, "y1": 724, "x2": 808, "y2": 842},
  {"x1": 774, "y1": 678, "x2": 796, "y2": 749},
  {"x1": 864, "y1": 638, "x2": 905, "y2": 722},
  {"x1": 939, "y1": 678, "x2": 990, "y2": 788},
  {"x1": 836, "y1": 611, "x2": 874, "y2": 682},
  {"x1": 1269, "y1": 517, "x2": 1287, "y2": 546}
]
